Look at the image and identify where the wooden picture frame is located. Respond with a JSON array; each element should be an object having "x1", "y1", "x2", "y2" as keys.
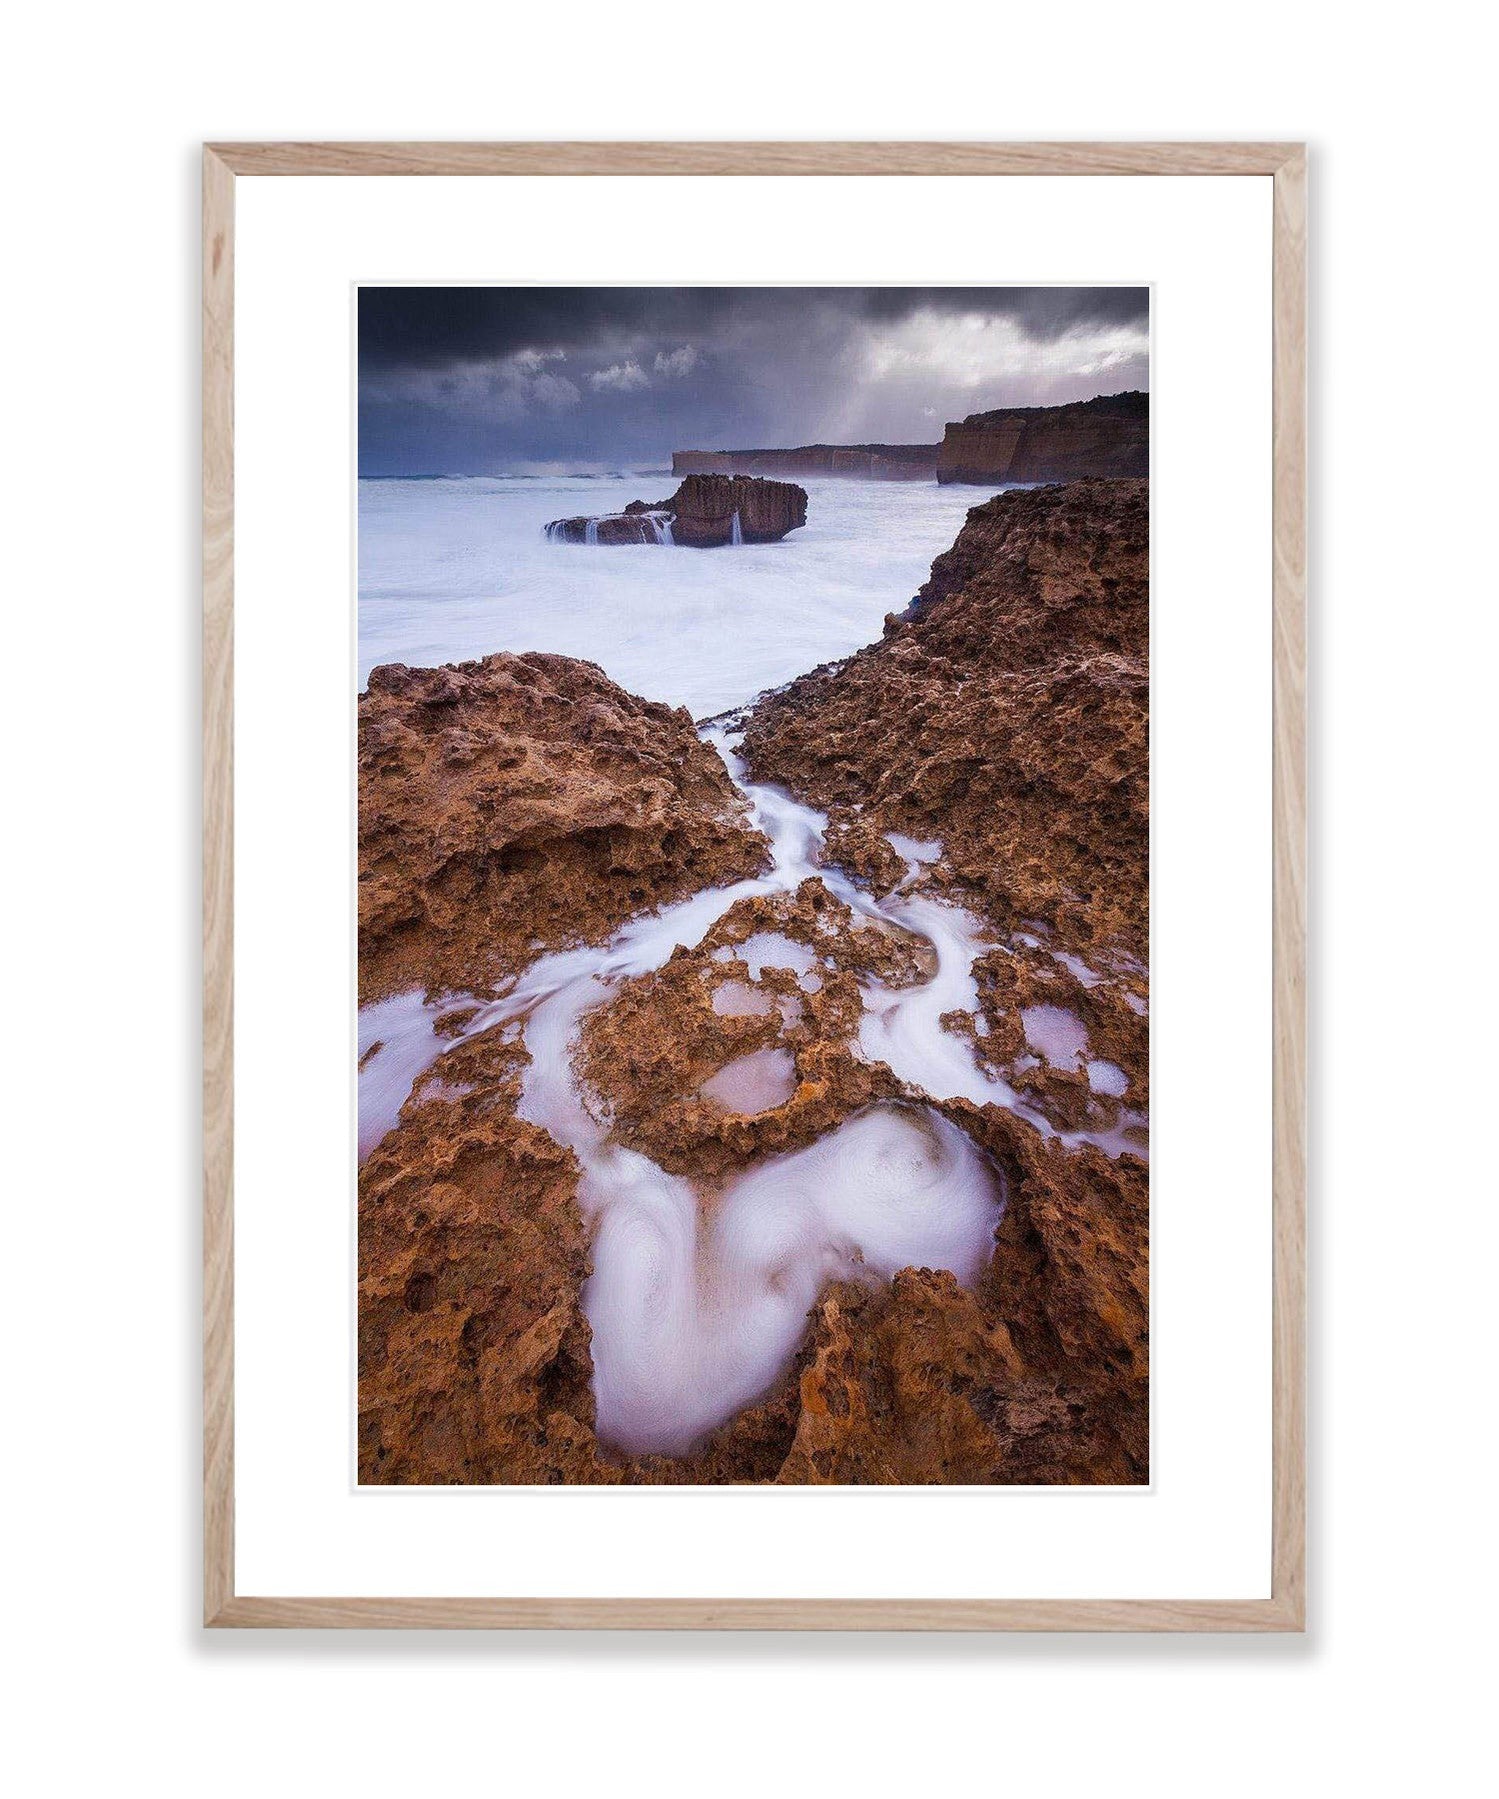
[{"x1": 203, "y1": 140, "x2": 1306, "y2": 1630}]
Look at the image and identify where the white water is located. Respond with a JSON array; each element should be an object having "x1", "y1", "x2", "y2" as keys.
[
  {"x1": 358, "y1": 473, "x2": 1147, "y2": 1452},
  {"x1": 710, "y1": 979, "x2": 773, "y2": 1018},
  {"x1": 1022, "y1": 1003, "x2": 1091, "y2": 1071},
  {"x1": 700, "y1": 1047, "x2": 798, "y2": 1114},
  {"x1": 728, "y1": 932, "x2": 822, "y2": 982},
  {"x1": 359, "y1": 725, "x2": 1147, "y2": 1452},
  {"x1": 357, "y1": 990, "x2": 453, "y2": 1162},
  {"x1": 888, "y1": 831, "x2": 943, "y2": 867},
  {"x1": 1087, "y1": 1060, "x2": 1130, "y2": 1098},
  {"x1": 359, "y1": 474, "x2": 992, "y2": 712},
  {"x1": 730, "y1": 508, "x2": 743, "y2": 546}
]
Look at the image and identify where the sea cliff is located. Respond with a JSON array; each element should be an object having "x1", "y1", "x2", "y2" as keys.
[
  {"x1": 672, "y1": 443, "x2": 939, "y2": 481},
  {"x1": 669, "y1": 393, "x2": 1149, "y2": 488},
  {"x1": 937, "y1": 390, "x2": 1148, "y2": 484}
]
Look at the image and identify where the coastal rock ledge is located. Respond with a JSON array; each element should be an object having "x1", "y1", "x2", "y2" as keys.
[
  {"x1": 545, "y1": 473, "x2": 808, "y2": 548},
  {"x1": 358, "y1": 652, "x2": 769, "y2": 1002},
  {"x1": 359, "y1": 484, "x2": 1149, "y2": 1488}
]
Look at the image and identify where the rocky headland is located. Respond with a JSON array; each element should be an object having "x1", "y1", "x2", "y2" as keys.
[
  {"x1": 545, "y1": 472, "x2": 807, "y2": 547},
  {"x1": 672, "y1": 444, "x2": 940, "y2": 481},
  {"x1": 666, "y1": 392, "x2": 1149, "y2": 489},
  {"x1": 359, "y1": 478, "x2": 1149, "y2": 1487},
  {"x1": 937, "y1": 390, "x2": 1148, "y2": 485}
]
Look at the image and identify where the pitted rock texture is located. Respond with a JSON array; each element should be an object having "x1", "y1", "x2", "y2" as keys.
[
  {"x1": 575, "y1": 882, "x2": 922, "y2": 1180},
  {"x1": 360, "y1": 860, "x2": 1147, "y2": 1488},
  {"x1": 358, "y1": 652, "x2": 769, "y2": 1002},
  {"x1": 358, "y1": 1027, "x2": 817, "y2": 1485},
  {"x1": 359, "y1": 483, "x2": 1149, "y2": 1487},
  {"x1": 742, "y1": 478, "x2": 1149, "y2": 962},
  {"x1": 358, "y1": 1023, "x2": 1147, "y2": 1486}
]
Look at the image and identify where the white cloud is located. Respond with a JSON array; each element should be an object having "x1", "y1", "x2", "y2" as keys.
[
  {"x1": 366, "y1": 347, "x2": 580, "y2": 420},
  {"x1": 589, "y1": 360, "x2": 650, "y2": 393},
  {"x1": 653, "y1": 344, "x2": 699, "y2": 378},
  {"x1": 802, "y1": 307, "x2": 1148, "y2": 441},
  {"x1": 509, "y1": 347, "x2": 565, "y2": 374},
  {"x1": 519, "y1": 369, "x2": 583, "y2": 414},
  {"x1": 855, "y1": 308, "x2": 1149, "y2": 394}
]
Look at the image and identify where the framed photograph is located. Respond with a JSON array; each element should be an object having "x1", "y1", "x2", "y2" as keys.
[{"x1": 204, "y1": 141, "x2": 1305, "y2": 1629}]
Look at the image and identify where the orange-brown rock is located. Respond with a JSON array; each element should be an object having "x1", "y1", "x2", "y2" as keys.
[
  {"x1": 360, "y1": 865, "x2": 1147, "y2": 1486},
  {"x1": 742, "y1": 478, "x2": 1149, "y2": 965},
  {"x1": 777, "y1": 1258, "x2": 1140, "y2": 1486},
  {"x1": 358, "y1": 1028, "x2": 598, "y2": 1485},
  {"x1": 358, "y1": 652, "x2": 769, "y2": 1002},
  {"x1": 360, "y1": 1020, "x2": 1147, "y2": 1485},
  {"x1": 358, "y1": 1023, "x2": 824, "y2": 1486},
  {"x1": 358, "y1": 484, "x2": 1150, "y2": 1487},
  {"x1": 575, "y1": 882, "x2": 922, "y2": 1180}
]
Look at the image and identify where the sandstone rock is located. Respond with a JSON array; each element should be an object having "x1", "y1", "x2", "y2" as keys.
[
  {"x1": 573, "y1": 880, "x2": 916, "y2": 1181},
  {"x1": 775, "y1": 1266, "x2": 1139, "y2": 1486},
  {"x1": 543, "y1": 509, "x2": 674, "y2": 546},
  {"x1": 673, "y1": 443, "x2": 939, "y2": 481},
  {"x1": 937, "y1": 390, "x2": 1148, "y2": 485},
  {"x1": 743, "y1": 478, "x2": 1150, "y2": 959},
  {"x1": 733, "y1": 478, "x2": 1151, "y2": 1481},
  {"x1": 359, "y1": 859, "x2": 1147, "y2": 1486},
  {"x1": 666, "y1": 473, "x2": 807, "y2": 546},
  {"x1": 359, "y1": 484, "x2": 1150, "y2": 1487},
  {"x1": 666, "y1": 395, "x2": 1148, "y2": 488},
  {"x1": 358, "y1": 1029, "x2": 599, "y2": 1485},
  {"x1": 544, "y1": 473, "x2": 807, "y2": 548},
  {"x1": 358, "y1": 1023, "x2": 822, "y2": 1487},
  {"x1": 360, "y1": 1023, "x2": 1146, "y2": 1487},
  {"x1": 358, "y1": 651, "x2": 769, "y2": 1002}
]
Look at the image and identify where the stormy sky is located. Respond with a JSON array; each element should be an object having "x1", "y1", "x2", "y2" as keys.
[{"x1": 358, "y1": 287, "x2": 1149, "y2": 476}]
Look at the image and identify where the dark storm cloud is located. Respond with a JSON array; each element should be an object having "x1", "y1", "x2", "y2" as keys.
[
  {"x1": 359, "y1": 287, "x2": 1147, "y2": 369},
  {"x1": 358, "y1": 287, "x2": 1149, "y2": 475}
]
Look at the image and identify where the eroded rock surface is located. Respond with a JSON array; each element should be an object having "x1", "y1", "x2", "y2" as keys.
[
  {"x1": 358, "y1": 652, "x2": 769, "y2": 1002},
  {"x1": 743, "y1": 478, "x2": 1149, "y2": 959},
  {"x1": 360, "y1": 871, "x2": 1147, "y2": 1487},
  {"x1": 359, "y1": 998, "x2": 1146, "y2": 1485},
  {"x1": 359, "y1": 1027, "x2": 819, "y2": 1485},
  {"x1": 359, "y1": 481, "x2": 1149, "y2": 1487}
]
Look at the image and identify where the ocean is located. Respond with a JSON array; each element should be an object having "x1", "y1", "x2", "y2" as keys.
[{"x1": 357, "y1": 474, "x2": 995, "y2": 715}]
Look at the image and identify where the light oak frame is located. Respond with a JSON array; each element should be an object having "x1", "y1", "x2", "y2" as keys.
[{"x1": 203, "y1": 140, "x2": 1307, "y2": 1631}]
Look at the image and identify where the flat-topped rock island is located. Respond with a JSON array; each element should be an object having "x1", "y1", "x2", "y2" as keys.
[{"x1": 545, "y1": 473, "x2": 808, "y2": 547}]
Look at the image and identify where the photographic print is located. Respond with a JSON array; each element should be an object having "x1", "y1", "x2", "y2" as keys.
[{"x1": 356, "y1": 285, "x2": 1150, "y2": 1487}]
